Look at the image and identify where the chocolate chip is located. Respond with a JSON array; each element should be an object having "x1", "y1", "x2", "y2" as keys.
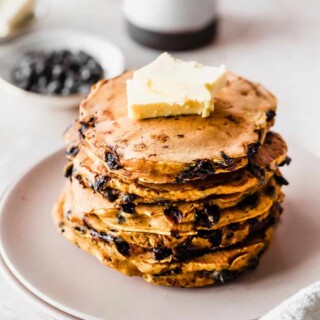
[
  {"x1": 86, "y1": 178, "x2": 95, "y2": 190},
  {"x1": 195, "y1": 205, "x2": 220, "y2": 228},
  {"x1": 215, "y1": 270, "x2": 240, "y2": 283},
  {"x1": 247, "y1": 142, "x2": 261, "y2": 157},
  {"x1": 176, "y1": 159, "x2": 215, "y2": 182},
  {"x1": 248, "y1": 164, "x2": 265, "y2": 182},
  {"x1": 238, "y1": 193, "x2": 260, "y2": 210},
  {"x1": 274, "y1": 174, "x2": 289, "y2": 186},
  {"x1": 121, "y1": 203, "x2": 135, "y2": 214},
  {"x1": 79, "y1": 117, "x2": 95, "y2": 138},
  {"x1": 82, "y1": 215, "x2": 90, "y2": 227},
  {"x1": 105, "y1": 152, "x2": 121, "y2": 170},
  {"x1": 228, "y1": 222, "x2": 240, "y2": 231},
  {"x1": 266, "y1": 213, "x2": 276, "y2": 227},
  {"x1": 66, "y1": 210, "x2": 72, "y2": 220},
  {"x1": 121, "y1": 193, "x2": 136, "y2": 203},
  {"x1": 74, "y1": 174, "x2": 85, "y2": 187},
  {"x1": 226, "y1": 232, "x2": 234, "y2": 240},
  {"x1": 231, "y1": 172, "x2": 243, "y2": 181},
  {"x1": 279, "y1": 156, "x2": 292, "y2": 167},
  {"x1": 198, "y1": 229, "x2": 222, "y2": 247},
  {"x1": 11, "y1": 50, "x2": 103, "y2": 95},
  {"x1": 66, "y1": 145, "x2": 79, "y2": 157},
  {"x1": 174, "y1": 246, "x2": 209, "y2": 261},
  {"x1": 104, "y1": 188, "x2": 119, "y2": 202},
  {"x1": 74, "y1": 226, "x2": 86, "y2": 234},
  {"x1": 64, "y1": 163, "x2": 73, "y2": 179},
  {"x1": 164, "y1": 206, "x2": 183, "y2": 224},
  {"x1": 219, "y1": 151, "x2": 234, "y2": 167},
  {"x1": 117, "y1": 214, "x2": 126, "y2": 224},
  {"x1": 153, "y1": 247, "x2": 172, "y2": 260},
  {"x1": 266, "y1": 110, "x2": 276, "y2": 122},
  {"x1": 90, "y1": 229, "x2": 114, "y2": 243},
  {"x1": 93, "y1": 175, "x2": 109, "y2": 192},
  {"x1": 249, "y1": 213, "x2": 274, "y2": 236},
  {"x1": 170, "y1": 230, "x2": 181, "y2": 238},
  {"x1": 256, "y1": 128, "x2": 264, "y2": 141},
  {"x1": 177, "y1": 134, "x2": 184, "y2": 138},
  {"x1": 209, "y1": 231, "x2": 223, "y2": 247},
  {"x1": 202, "y1": 269, "x2": 240, "y2": 283},
  {"x1": 193, "y1": 160, "x2": 215, "y2": 176},
  {"x1": 248, "y1": 217, "x2": 260, "y2": 235},
  {"x1": 264, "y1": 185, "x2": 276, "y2": 197},
  {"x1": 114, "y1": 238, "x2": 131, "y2": 257}
]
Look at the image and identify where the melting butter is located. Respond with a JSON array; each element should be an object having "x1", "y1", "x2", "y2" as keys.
[{"x1": 127, "y1": 53, "x2": 226, "y2": 120}]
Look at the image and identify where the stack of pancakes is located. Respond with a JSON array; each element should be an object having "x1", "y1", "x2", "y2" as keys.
[{"x1": 53, "y1": 71, "x2": 290, "y2": 287}]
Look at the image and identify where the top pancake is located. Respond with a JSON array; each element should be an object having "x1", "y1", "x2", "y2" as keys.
[{"x1": 78, "y1": 71, "x2": 277, "y2": 183}]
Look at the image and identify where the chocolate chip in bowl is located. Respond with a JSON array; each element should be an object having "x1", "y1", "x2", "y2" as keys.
[
  {"x1": 11, "y1": 49, "x2": 104, "y2": 96},
  {"x1": 0, "y1": 29, "x2": 125, "y2": 109}
]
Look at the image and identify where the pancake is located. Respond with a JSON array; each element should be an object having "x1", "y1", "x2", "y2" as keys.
[
  {"x1": 70, "y1": 131, "x2": 287, "y2": 203},
  {"x1": 60, "y1": 183, "x2": 281, "y2": 255},
  {"x1": 54, "y1": 64, "x2": 290, "y2": 288},
  {"x1": 53, "y1": 191, "x2": 273, "y2": 287},
  {"x1": 142, "y1": 252, "x2": 264, "y2": 287},
  {"x1": 69, "y1": 173, "x2": 281, "y2": 226},
  {"x1": 76, "y1": 71, "x2": 277, "y2": 184},
  {"x1": 77, "y1": 202, "x2": 281, "y2": 254},
  {"x1": 65, "y1": 176, "x2": 283, "y2": 236},
  {"x1": 73, "y1": 150, "x2": 265, "y2": 201},
  {"x1": 70, "y1": 175, "x2": 256, "y2": 213}
]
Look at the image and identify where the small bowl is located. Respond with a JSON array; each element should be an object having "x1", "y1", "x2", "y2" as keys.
[{"x1": 0, "y1": 29, "x2": 125, "y2": 109}]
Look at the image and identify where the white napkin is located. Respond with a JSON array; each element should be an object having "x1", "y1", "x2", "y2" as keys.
[{"x1": 261, "y1": 282, "x2": 320, "y2": 320}]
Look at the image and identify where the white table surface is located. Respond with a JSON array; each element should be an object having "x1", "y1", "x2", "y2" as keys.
[{"x1": 0, "y1": 0, "x2": 319, "y2": 319}]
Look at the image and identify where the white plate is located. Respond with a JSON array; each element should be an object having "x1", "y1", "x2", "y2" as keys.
[
  {"x1": 0, "y1": 254, "x2": 79, "y2": 320},
  {"x1": 0, "y1": 144, "x2": 320, "y2": 320},
  {"x1": 0, "y1": 29, "x2": 125, "y2": 109}
]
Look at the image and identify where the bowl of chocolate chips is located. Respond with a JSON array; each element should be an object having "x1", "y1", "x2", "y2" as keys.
[{"x1": 0, "y1": 29, "x2": 125, "y2": 109}]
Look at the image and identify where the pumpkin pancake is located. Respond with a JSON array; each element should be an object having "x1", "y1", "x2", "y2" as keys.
[
  {"x1": 70, "y1": 131, "x2": 287, "y2": 203},
  {"x1": 53, "y1": 191, "x2": 274, "y2": 287},
  {"x1": 76, "y1": 71, "x2": 277, "y2": 184},
  {"x1": 60, "y1": 182, "x2": 281, "y2": 255},
  {"x1": 78, "y1": 202, "x2": 281, "y2": 255},
  {"x1": 54, "y1": 61, "x2": 290, "y2": 288},
  {"x1": 69, "y1": 172, "x2": 281, "y2": 226},
  {"x1": 70, "y1": 175, "x2": 254, "y2": 214},
  {"x1": 73, "y1": 150, "x2": 264, "y2": 201},
  {"x1": 142, "y1": 241, "x2": 268, "y2": 288},
  {"x1": 136, "y1": 227, "x2": 272, "y2": 281},
  {"x1": 65, "y1": 176, "x2": 283, "y2": 236}
]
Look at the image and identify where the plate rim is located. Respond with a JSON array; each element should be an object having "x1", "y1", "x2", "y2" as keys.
[
  {"x1": 0, "y1": 148, "x2": 102, "y2": 320},
  {"x1": 0, "y1": 148, "x2": 106, "y2": 320},
  {"x1": 0, "y1": 179, "x2": 79, "y2": 320},
  {"x1": 0, "y1": 253, "x2": 79, "y2": 320}
]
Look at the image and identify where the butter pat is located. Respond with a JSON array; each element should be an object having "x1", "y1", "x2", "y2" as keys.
[
  {"x1": 0, "y1": 0, "x2": 36, "y2": 37},
  {"x1": 127, "y1": 79, "x2": 214, "y2": 120},
  {"x1": 127, "y1": 53, "x2": 226, "y2": 120}
]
